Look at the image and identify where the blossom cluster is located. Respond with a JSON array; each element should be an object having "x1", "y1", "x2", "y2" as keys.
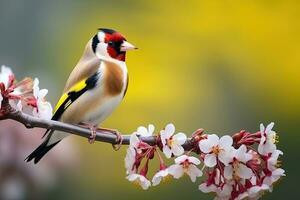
[
  {"x1": 125, "y1": 123, "x2": 285, "y2": 200},
  {"x1": 0, "y1": 65, "x2": 285, "y2": 199},
  {"x1": 0, "y1": 65, "x2": 52, "y2": 119}
]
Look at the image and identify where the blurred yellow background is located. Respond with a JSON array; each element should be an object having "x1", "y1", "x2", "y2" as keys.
[{"x1": 0, "y1": 0, "x2": 299, "y2": 199}]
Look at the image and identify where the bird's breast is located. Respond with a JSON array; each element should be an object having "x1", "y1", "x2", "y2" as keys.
[{"x1": 103, "y1": 61, "x2": 125, "y2": 96}]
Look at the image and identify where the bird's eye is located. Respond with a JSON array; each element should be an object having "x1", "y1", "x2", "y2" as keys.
[{"x1": 108, "y1": 41, "x2": 113, "y2": 46}]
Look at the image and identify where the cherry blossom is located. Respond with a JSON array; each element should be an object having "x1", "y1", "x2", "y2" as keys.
[
  {"x1": 247, "y1": 184, "x2": 269, "y2": 199},
  {"x1": 0, "y1": 65, "x2": 13, "y2": 89},
  {"x1": 0, "y1": 67, "x2": 52, "y2": 120},
  {"x1": 129, "y1": 133, "x2": 150, "y2": 154},
  {"x1": 263, "y1": 168, "x2": 285, "y2": 190},
  {"x1": 267, "y1": 149, "x2": 283, "y2": 171},
  {"x1": 152, "y1": 166, "x2": 169, "y2": 186},
  {"x1": 168, "y1": 155, "x2": 203, "y2": 182},
  {"x1": 125, "y1": 147, "x2": 136, "y2": 174},
  {"x1": 258, "y1": 122, "x2": 277, "y2": 155},
  {"x1": 214, "y1": 183, "x2": 233, "y2": 200},
  {"x1": 31, "y1": 78, "x2": 53, "y2": 120},
  {"x1": 160, "y1": 123, "x2": 187, "y2": 158},
  {"x1": 199, "y1": 134, "x2": 233, "y2": 167},
  {"x1": 224, "y1": 145, "x2": 253, "y2": 180},
  {"x1": 263, "y1": 150, "x2": 285, "y2": 189},
  {"x1": 135, "y1": 124, "x2": 155, "y2": 137},
  {"x1": 0, "y1": 66, "x2": 33, "y2": 111},
  {"x1": 198, "y1": 183, "x2": 218, "y2": 193},
  {"x1": 126, "y1": 174, "x2": 151, "y2": 190}
]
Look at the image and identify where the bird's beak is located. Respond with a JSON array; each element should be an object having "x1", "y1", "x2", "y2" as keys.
[{"x1": 120, "y1": 41, "x2": 137, "y2": 52}]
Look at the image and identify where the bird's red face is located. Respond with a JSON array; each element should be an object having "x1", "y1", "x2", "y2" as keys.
[
  {"x1": 104, "y1": 32, "x2": 127, "y2": 61},
  {"x1": 92, "y1": 28, "x2": 137, "y2": 62}
]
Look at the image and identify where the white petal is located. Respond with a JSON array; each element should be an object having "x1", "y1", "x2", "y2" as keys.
[
  {"x1": 272, "y1": 168, "x2": 285, "y2": 176},
  {"x1": 0, "y1": 65, "x2": 13, "y2": 88},
  {"x1": 126, "y1": 173, "x2": 138, "y2": 181},
  {"x1": 126, "y1": 174, "x2": 151, "y2": 190},
  {"x1": 220, "y1": 183, "x2": 233, "y2": 196},
  {"x1": 188, "y1": 156, "x2": 201, "y2": 165},
  {"x1": 152, "y1": 174, "x2": 163, "y2": 186},
  {"x1": 171, "y1": 144, "x2": 184, "y2": 156},
  {"x1": 1, "y1": 65, "x2": 13, "y2": 75},
  {"x1": 32, "y1": 108, "x2": 38, "y2": 117},
  {"x1": 38, "y1": 89, "x2": 48, "y2": 99},
  {"x1": 260, "y1": 123, "x2": 265, "y2": 134},
  {"x1": 0, "y1": 94, "x2": 3, "y2": 109},
  {"x1": 140, "y1": 176, "x2": 151, "y2": 190},
  {"x1": 160, "y1": 132, "x2": 167, "y2": 145},
  {"x1": 187, "y1": 165, "x2": 203, "y2": 182},
  {"x1": 266, "y1": 122, "x2": 275, "y2": 133},
  {"x1": 165, "y1": 123, "x2": 175, "y2": 133},
  {"x1": 236, "y1": 145, "x2": 247, "y2": 161},
  {"x1": 219, "y1": 135, "x2": 233, "y2": 149},
  {"x1": 16, "y1": 100, "x2": 22, "y2": 111},
  {"x1": 160, "y1": 129, "x2": 169, "y2": 142},
  {"x1": 248, "y1": 185, "x2": 269, "y2": 198},
  {"x1": 152, "y1": 169, "x2": 169, "y2": 186},
  {"x1": 250, "y1": 176, "x2": 257, "y2": 185},
  {"x1": 37, "y1": 101, "x2": 53, "y2": 120},
  {"x1": 199, "y1": 183, "x2": 217, "y2": 193},
  {"x1": 218, "y1": 150, "x2": 232, "y2": 166},
  {"x1": 163, "y1": 146, "x2": 172, "y2": 158},
  {"x1": 148, "y1": 124, "x2": 155, "y2": 135},
  {"x1": 264, "y1": 142, "x2": 276, "y2": 154},
  {"x1": 141, "y1": 182, "x2": 151, "y2": 190},
  {"x1": 199, "y1": 139, "x2": 215, "y2": 153},
  {"x1": 258, "y1": 143, "x2": 265, "y2": 155},
  {"x1": 208, "y1": 134, "x2": 220, "y2": 145},
  {"x1": 33, "y1": 78, "x2": 39, "y2": 98},
  {"x1": 173, "y1": 132, "x2": 187, "y2": 145},
  {"x1": 125, "y1": 147, "x2": 136, "y2": 174},
  {"x1": 224, "y1": 166, "x2": 233, "y2": 179},
  {"x1": 130, "y1": 134, "x2": 140, "y2": 147},
  {"x1": 204, "y1": 154, "x2": 217, "y2": 167},
  {"x1": 161, "y1": 123, "x2": 175, "y2": 139},
  {"x1": 266, "y1": 144, "x2": 277, "y2": 155},
  {"x1": 137, "y1": 126, "x2": 148, "y2": 136},
  {"x1": 175, "y1": 155, "x2": 188, "y2": 164},
  {"x1": 236, "y1": 164, "x2": 253, "y2": 179},
  {"x1": 168, "y1": 164, "x2": 184, "y2": 179}
]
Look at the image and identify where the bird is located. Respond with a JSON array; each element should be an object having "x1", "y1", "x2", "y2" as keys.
[{"x1": 25, "y1": 28, "x2": 137, "y2": 164}]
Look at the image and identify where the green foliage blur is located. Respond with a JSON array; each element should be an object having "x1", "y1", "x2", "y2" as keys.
[{"x1": 0, "y1": 0, "x2": 299, "y2": 199}]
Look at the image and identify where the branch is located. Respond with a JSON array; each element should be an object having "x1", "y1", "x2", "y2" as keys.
[{"x1": 2, "y1": 108, "x2": 194, "y2": 150}]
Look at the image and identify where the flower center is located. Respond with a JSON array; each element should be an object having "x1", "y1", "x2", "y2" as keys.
[
  {"x1": 167, "y1": 138, "x2": 176, "y2": 147},
  {"x1": 232, "y1": 159, "x2": 241, "y2": 180},
  {"x1": 212, "y1": 145, "x2": 221, "y2": 155},
  {"x1": 182, "y1": 160, "x2": 190, "y2": 172}
]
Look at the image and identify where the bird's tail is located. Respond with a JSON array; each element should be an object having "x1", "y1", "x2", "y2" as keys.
[{"x1": 25, "y1": 131, "x2": 61, "y2": 164}]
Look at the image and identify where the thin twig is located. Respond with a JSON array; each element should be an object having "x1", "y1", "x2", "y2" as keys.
[{"x1": 2, "y1": 108, "x2": 194, "y2": 150}]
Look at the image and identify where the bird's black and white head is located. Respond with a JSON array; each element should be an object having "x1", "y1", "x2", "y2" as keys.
[{"x1": 91, "y1": 28, "x2": 136, "y2": 62}]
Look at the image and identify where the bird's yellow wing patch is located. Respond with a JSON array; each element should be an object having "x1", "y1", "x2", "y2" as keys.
[
  {"x1": 54, "y1": 79, "x2": 87, "y2": 113},
  {"x1": 51, "y1": 72, "x2": 99, "y2": 121}
]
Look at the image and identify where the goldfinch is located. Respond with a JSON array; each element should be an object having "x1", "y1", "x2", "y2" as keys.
[{"x1": 25, "y1": 28, "x2": 136, "y2": 164}]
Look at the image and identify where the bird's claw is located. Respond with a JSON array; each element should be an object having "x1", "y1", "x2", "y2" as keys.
[
  {"x1": 88, "y1": 126, "x2": 97, "y2": 144},
  {"x1": 96, "y1": 127, "x2": 123, "y2": 150},
  {"x1": 111, "y1": 129, "x2": 123, "y2": 151},
  {"x1": 78, "y1": 122, "x2": 97, "y2": 144}
]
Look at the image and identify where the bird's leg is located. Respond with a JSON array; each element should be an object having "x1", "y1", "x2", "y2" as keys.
[
  {"x1": 96, "y1": 127, "x2": 123, "y2": 151},
  {"x1": 78, "y1": 122, "x2": 97, "y2": 144}
]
